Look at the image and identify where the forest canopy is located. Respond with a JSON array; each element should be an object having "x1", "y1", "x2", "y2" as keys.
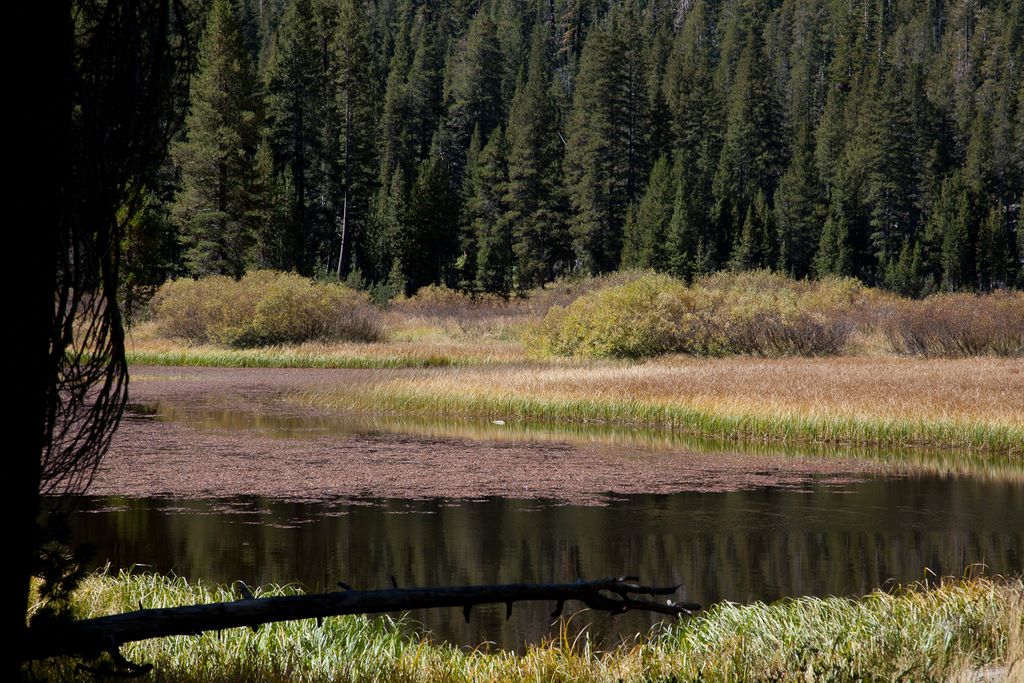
[{"x1": 135, "y1": 0, "x2": 1024, "y2": 304}]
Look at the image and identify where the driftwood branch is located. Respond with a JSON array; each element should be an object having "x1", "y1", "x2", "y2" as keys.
[{"x1": 24, "y1": 576, "x2": 700, "y2": 663}]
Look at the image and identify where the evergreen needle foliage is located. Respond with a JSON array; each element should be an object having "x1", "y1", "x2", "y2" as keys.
[{"x1": 150, "y1": 0, "x2": 1023, "y2": 299}]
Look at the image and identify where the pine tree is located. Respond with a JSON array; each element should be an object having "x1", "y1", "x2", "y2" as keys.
[
  {"x1": 621, "y1": 154, "x2": 674, "y2": 271},
  {"x1": 457, "y1": 127, "x2": 484, "y2": 289},
  {"x1": 938, "y1": 180, "x2": 974, "y2": 291},
  {"x1": 644, "y1": 19, "x2": 674, "y2": 159},
  {"x1": 814, "y1": 212, "x2": 854, "y2": 278},
  {"x1": 1017, "y1": 192, "x2": 1024, "y2": 289},
  {"x1": 862, "y1": 73, "x2": 919, "y2": 275},
  {"x1": 729, "y1": 189, "x2": 776, "y2": 271},
  {"x1": 264, "y1": 0, "x2": 339, "y2": 274},
  {"x1": 333, "y1": 0, "x2": 379, "y2": 278},
  {"x1": 504, "y1": 24, "x2": 570, "y2": 291},
  {"x1": 564, "y1": 6, "x2": 649, "y2": 273},
  {"x1": 467, "y1": 127, "x2": 512, "y2": 295},
  {"x1": 377, "y1": 5, "x2": 442, "y2": 195},
  {"x1": 404, "y1": 147, "x2": 459, "y2": 293},
  {"x1": 439, "y1": 11, "x2": 505, "y2": 184},
  {"x1": 774, "y1": 125, "x2": 826, "y2": 278},
  {"x1": 371, "y1": 171, "x2": 409, "y2": 292},
  {"x1": 667, "y1": 163, "x2": 706, "y2": 282},
  {"x1": 120, "y1": 185, "x2": 179, "y2": 321},
  {"x1": 976, "y1": 204, "x2": 1011, "y2": 291},
  {"x1": 252, "y1": 131, "x2": 291, "y2": 269},
  {"x1": 405, "y1": 9, "x2": 443, "y2": 167},
  {"x1": 664, "y1": 1, "x2": 721, "y2": 276},
  {"x1": 172, "y1": 0, "x2": 264, "y2": 278},
  {"x1": 379, "y1": 14, "x2": 413, "y2": 190},
  {"x1": 712, "y1": 19, "x2": 786, "y2": 264},
  {"x1": 620, "y1": 204, "x2": 642, "y2": 269},
  {"x1": 884, "y1": 238, "x2": 924, "y2": 297},
  {"x1": 491, "y1": 0, "x2": 529, "y2": 109},
  {"x1": 819, "y1": 122, "x2": 873, "y2": 280}
]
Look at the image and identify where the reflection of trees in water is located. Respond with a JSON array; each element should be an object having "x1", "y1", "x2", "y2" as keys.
[{"x1": 71, "y1": 477, "x2": 1024, "y2": 649}]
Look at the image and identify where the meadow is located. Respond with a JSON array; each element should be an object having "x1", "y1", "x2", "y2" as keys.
[{"x1": 126, "y1": 270, "x2": 1024, "y2": 455}]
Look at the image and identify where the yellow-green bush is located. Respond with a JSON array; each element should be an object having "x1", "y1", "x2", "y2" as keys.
[
  {"x1": 150, "y1": 271, "x2": 381, "y2": 346},
  {"x1": 528, "y1": 271, "x2": 869, "y2": 358},
  {"x1": 527, "y1": 273, "x2": 695, "y2": 358}
]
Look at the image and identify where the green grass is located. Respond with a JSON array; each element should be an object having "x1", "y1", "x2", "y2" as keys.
[
  {"x1": 127, "y1": 348, "x2": 456, "y2": 369},
  {"x1": 26, "y1": 571, "x2": 1024, "y2": 682},
  {"x1": 300, "y1": 386, "x2": 1024, "y2": 457}
]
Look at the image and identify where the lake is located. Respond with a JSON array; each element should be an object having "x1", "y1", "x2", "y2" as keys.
[
  {"x1": 65, "y1": 367, "x2": 1024, "y2": 650},
  {"x1": 71, "y1": 475, "x2": 1023, "y2": 649}
]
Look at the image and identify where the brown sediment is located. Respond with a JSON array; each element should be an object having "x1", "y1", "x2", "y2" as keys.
[{"x1": 90, "y1": 366, "x2": 897, "y2": 505}]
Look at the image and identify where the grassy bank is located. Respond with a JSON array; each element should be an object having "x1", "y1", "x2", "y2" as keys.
[
  {"x1": 296, "y1": 358, "x2": 1024, "y2": 456},
  {"x1": 125, "y1": 338, "x2": 528, "y2": 369},
  {"x1": 27, "y1": 571, "x2": 1024, "y2": 682},
  {"x1": 126, "y1": 345, "x2": 456, "y2": 369}
]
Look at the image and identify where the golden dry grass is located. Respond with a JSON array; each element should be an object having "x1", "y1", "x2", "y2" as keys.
[
  {"x1": 296, "y1": 356, "x2": 1024, "y2": 455},
  {"x1": 304, "y1": 356, "x2": 1024, "y2": 430},
  {"x1": 126, "y1": 323, "x2": 528, "y2": 367}
]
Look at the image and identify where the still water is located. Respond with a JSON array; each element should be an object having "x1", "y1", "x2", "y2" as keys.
[{"x1": 71, "y1": 475, "x2": 1023, "y2": 649}]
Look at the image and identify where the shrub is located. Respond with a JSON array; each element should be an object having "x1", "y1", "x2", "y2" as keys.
[
  {"x1": 527, "y1": 274, "x2": 694, "y2": 358},
  {"x1": 692, "y1": 272, "x2": 870, "y2": 356},
  {"x1": 149, "y1": 271, "x2": 382, "y2": 346},
  {"x1": 389, "y1": 285, "x2": 509, "y2": 321},
  {"x1": 883, "y1": 291, "x2": 1024, "y2": 357},
  {"x1": 528, "y1": 271, "x2": 867, "y2": 358},
  {"x1": 522, "y1": 270, "x2": 656, "y2": 317}
]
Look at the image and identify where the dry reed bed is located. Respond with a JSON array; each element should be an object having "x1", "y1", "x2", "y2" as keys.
[
  {"x1": 28, "y1": 572, "x2": 1024, "y2": 682},
  {"x1": 126, "y1": 335, "x2": 529, "y2": 368},
  {"x1": 297, "y1": 357, "x2": 1024, "y2": 455}
]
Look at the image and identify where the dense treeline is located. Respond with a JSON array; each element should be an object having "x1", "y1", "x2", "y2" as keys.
[{"x1": 131, "y1": 0, "x2": 1024, "y2": 303}]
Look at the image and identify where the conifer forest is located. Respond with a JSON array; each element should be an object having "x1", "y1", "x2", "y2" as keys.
[{"x1": 142, "y1": 0, "x2": 1024, "y2": 301}]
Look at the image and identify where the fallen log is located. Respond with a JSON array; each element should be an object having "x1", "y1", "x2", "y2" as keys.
[{"x1": 24, "y1": 576, "x2": 700, "y2": 666}]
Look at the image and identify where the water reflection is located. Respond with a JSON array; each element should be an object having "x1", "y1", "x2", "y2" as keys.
[{"x1": 71, "y1": 476, "x2": 1023, "y2": 650}]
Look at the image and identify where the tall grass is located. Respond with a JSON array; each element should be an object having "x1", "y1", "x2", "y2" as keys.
[
  {"x1": 230, "y1": 410, "x2": 1024, "y2": 481},
  {"x1": 303, "y1": 383, "x2": 1024, "y2": 455},
  {"x1": 27, "y1": 571, "x2": 1024, "y2": 682},
  {"x1": 126, "y1": 346, "x2": 455, "y2": 369}
]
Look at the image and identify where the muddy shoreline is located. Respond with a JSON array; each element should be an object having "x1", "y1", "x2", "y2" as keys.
[{"x1": 92, "y1": 366, "x2": 895, "y2": 504}]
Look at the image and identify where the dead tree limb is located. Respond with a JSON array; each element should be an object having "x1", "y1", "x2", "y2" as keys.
[{"x1": 23, "y1": 576, "x2": 700, "y2": 663}]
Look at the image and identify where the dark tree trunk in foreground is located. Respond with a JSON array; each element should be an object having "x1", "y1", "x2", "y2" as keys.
[
  {"x1": 11, "y1": 2, "x2": 71, "y2": 678},
  {"x1": 11, "y1": 3, "x2": 196, "y2": 679}
]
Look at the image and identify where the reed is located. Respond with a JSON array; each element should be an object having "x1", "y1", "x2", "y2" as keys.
[
  {"x1": 296, "y1": 357, "x2": 1024, "y2": 456},
  {"x1": 27, "y1": 571, "x2": 1024, "y2": 682},
  {"x1": 126, "y1": 347, "x2": 455, "y2": 369}
]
